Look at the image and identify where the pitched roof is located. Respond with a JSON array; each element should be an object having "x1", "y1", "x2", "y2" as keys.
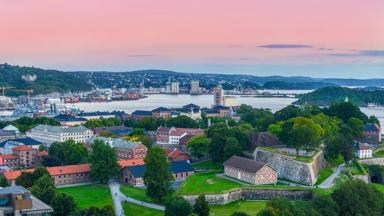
[
  {"x1": 223, "y1": 156, "x2": 270, "y2": 173},
  {"x1": 0, "y1": 154, "x2": 18, "y2": 160},
  {"x1": 159, "y1": 127, "x2": 203, "y2": 137},
  {"x1": 12, "y1": 145, "x2": 34, "y2": 151},
  {"x1": 182, "y1": 103, "x2": 200, "y2": 110},
  {"x1": 0, "y1": 137, "x2": 43, "y2": 148},
  {"x1": 355, "y1": 142, "x2": 371, "y2": 151},
  {"x1": 78, "y1": 111, "x2": 125, "y2": 117},
  {"x1": 364, "y1": 123, "x2": 380, "y2": 133},
  {"x1": 3, "y1": 125, "x2": 19, "y2": 132},
  {"x1": 92, "y1": 126, "x2": 132, "y2": 136},
  {"x1": 152, "y1": 107, "x2": 170, "y2": 112},
  {"x1": 54, "y1": 114, "x2": 87, "y2": 122},
  {"x1": 163, "y1": 148, "x2": 190, "y2": 160},
  {"x1": 31, "y1": 125, "x2": 91, "y2": 134},
  {"x1": 126, "y1": 160, "x2": 194, "y2": 178},
  {"x1": 3, "y1": 169, "x2": 34, "y2": 181},
  {"x1": 47, "y1": 164, "x2": 90, "y2": 176},
  {"x1": 131, "y1": 110, "x2": 152, "y2": 116},
  {"x1": 118, "y1": 159, "x2": 145, "y2": 168},
  {"x1": 0, "y1": 129, "x2": 16, "y2": 137},
  {"x1": 36, "y1": 151, "x2": 48, "y2": 157},
  {"x1": 88, "y1": 137, "x2": 143, "y2": 149}
]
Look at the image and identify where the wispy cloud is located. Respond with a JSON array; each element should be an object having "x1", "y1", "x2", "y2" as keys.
[
  {"x1": 126, "y1": 54, "x2": 155, "y2": 57},
  {"x1": 330, "y1": 50, "x2": 384, "y2": 57},
  {"x1": 257, "y1": 44, "x2": 313, "y2": 49}
]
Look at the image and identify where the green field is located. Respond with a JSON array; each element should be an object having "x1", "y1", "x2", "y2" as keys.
[
  {"x1": 123, "y1": 202, "x2": 163, "y2": 216},
  {"x1": 346, "y1": 160, "x2": 367, "y2": 176},
  {"x1": 192, "y1": 160, "x2": 223, "y2": 171},
  {"x1": 120, "y1": 185, "x2": 153, "y2": 203},
  {"x1": 177, "y1": 172, "x2": 302, "y2": 195},
  {"x1": 58, "y1": 184, "x2": 113, "y2": 209},
  {"x1": 372, "y1": 183, "x2": 384, "y2": 193},
  {"x1": 374, "y1": 150, "x2": 384, "y2": 158},
  {"x1": 210, "y1": 201, "x2": 267, "y2": 216},
  {"x1": 314, "y1": 168, "x2": 333, "y2": 186}
]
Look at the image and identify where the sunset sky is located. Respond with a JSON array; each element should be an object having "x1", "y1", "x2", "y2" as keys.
[{"x1": 0, "y1": 0, "x2": 383, "y2": 78}]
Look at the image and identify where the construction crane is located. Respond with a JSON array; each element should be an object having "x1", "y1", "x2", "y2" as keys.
[
  {"x1": 15, "y1": 89, "x2": 34, "y2": 99},
  {"x1": 0, "y1": 86, "x2": 15, "y2": 96}
]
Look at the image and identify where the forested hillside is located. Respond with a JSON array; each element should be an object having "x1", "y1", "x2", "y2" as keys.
[
  {"x1": 0, "y1": 63, "x2": 92, "y2": 96},
  {"x1": 296, "y1": 86, "x2": 384, "y2": 106}
]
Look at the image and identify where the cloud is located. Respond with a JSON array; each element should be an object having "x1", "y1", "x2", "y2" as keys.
[
  {"x1": 330, "y1": 50, "x2": 384, "y2": 57},
  {"x1": 359, "y1": 50, "x2": 384, "y2": 56},
  {"x1": 126, "y1": 54, "x2": 155, "y2": 57},
  {"x1": 257, "y1": 44, "x2": 313, "y2": 49}
]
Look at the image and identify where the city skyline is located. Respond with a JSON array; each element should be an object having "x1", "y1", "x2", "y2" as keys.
[{"x1": 0, "y1": 0, "x2": 383, "y2": 78}]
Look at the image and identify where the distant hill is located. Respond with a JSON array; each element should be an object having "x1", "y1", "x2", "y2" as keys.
[
  {"x1": 0, "y1": 64, "x2": 92, "y2": 96},
  {"x1": 263, "y1": 81, "x2": 337, "y2": 90},
  {"x1": 295, "y1": 86, "x2": 384, "y2": 106}
]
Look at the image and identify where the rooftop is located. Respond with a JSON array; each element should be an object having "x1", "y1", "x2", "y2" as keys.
[
  {"x1": 0, "y1": 137, "x2": 43, "y2": 147},
  {"x1": 12, "y1": 145, "x2": 34, "y2": 151},
  {"x1": 31, "y1": 124, "x2": 91, "y2": 134},
  {"x1": 127, "y1": 160, "x2": 194, "y2": 178},
  {"x1": 223, "y1": 155, "x2": 269, "y2": 173},
  {"x1": 88, "y1": 137, "x2": 143, "y2": 149},
  {"x1": 54, "y1": 114, "x2": 87, "y2": 122},
  {"x1": 131, "y1": 110, "x2": 152, "y2": 116}
]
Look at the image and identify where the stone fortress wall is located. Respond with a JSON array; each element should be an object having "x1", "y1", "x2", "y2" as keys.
[{"x1": 253, "y1": 149, "x2": 327, "y2": 185}]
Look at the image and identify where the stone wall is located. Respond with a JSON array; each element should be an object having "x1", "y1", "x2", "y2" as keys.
[
  {"x1": 359, "y1": 158, "x2": 384, "y2": 166},
  {"x1": 182, "y1": 188, "x2": 312, "y2": 205},
  {"x1": 253, "y1": 149, "x2": 327, "y2": 185},
  {"x1": 352, "y1": 174, "x2": 369, "y2": 183}
]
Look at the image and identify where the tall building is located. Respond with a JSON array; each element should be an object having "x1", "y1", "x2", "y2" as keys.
[
  {"x1": 171, "y1": 81, "x2": 180, "y2": 94},
  {"x1": 190, "y1": 80, "x2": 200, "y2": 95},
  {"x1": 213, "y1": 84, "x2": 224, "y2": 106}
]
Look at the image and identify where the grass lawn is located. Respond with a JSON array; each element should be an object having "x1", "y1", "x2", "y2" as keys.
[
  {"x1": 210, "y1": 201, "x2": 267, "y2": 216},
  {"x1": 192, "y1": 160, "x2": 223, "y2": 171},
  {"x1": 120, "y1": 185, "x2": 153, "y2": 203},
  {"x1": 315, "y1": 168, "x2": 333, "y2": 186},
  {"x1": 374, "y1": 150, "x2": 384, "y2": 158},
  {"x1": 371, "y1": 183, "x2": 384, "y2": 193},
  {"x1": 346, "y1": 160, "x2": 367, "y2": 176},
  {"x1": 122, "y1": 202, "x2": 163, "y2": 216},
  {"x1": 177, "y1": 172, "x2": 304, "y2": 195},
  {"x1": 58, "y1": 184, "x2": 113, "y2": 209}
]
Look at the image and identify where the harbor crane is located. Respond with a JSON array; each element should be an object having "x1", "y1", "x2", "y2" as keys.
[
  {"x1": 15, "y1": 89, "x2": 34, "y2": 99},
  {"x1": 0, "y1": 86, "x2": 15, "y2": 96}
]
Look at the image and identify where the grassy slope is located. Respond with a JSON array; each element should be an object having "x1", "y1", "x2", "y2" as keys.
[
  {"x1": 192, "y1": 160, "x2": 224, "y2": 171},
  {"x1": 210, "y1": 201, "x2": 267, "y2": 216},
  {"x1": 177, "y1": 172, "x2": 303, "y2": 195},
  {"x1": 314, "y1": 168, "x2": 333, "y2": 186},
  {"x1": 58, "y1": 184, "x2": 113, "y2": 209},
  {"x1": 123, "y1": 202, "x2": 163, "y2": 216}
]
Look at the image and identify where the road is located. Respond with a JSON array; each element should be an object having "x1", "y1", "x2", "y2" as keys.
[
  {"x1": 108, "y1": 180, "x2": 165, "y2": 216},
  {"x1": 318, "y1": 164, "x2": 346, "y2": 188}
]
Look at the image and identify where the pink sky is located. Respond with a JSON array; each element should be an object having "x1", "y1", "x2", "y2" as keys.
[{"x1": 0, "y1": 0, "x2": 383, "y2": 77}]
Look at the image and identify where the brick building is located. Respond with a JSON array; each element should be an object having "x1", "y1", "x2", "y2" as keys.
[
  {"x1": 223, "y1": 156, "x2": 277, "y2": 185},
  {"x1": 152, "y1": 107, "x2": 172, "y2": 119},
  {"x1": 3, "y1": 164, "x2": 91, "y2": 186},
  {"x1": 361, "y1": 123, "x2": 381, "y2": 145},
  {"x1": 87, "y1": 137, "x2": 147, "y2": 160},
  {"x1": 119, "y1": 160, "x2": 194, "y2": 186},
  {"x1": 156, "y1": 127, "x2": 204, "y2": 147},
  {"x1": 163, "y1": 148, "x2": 190, "y2": 161}
]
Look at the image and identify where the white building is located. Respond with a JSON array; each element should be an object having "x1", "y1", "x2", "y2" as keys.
[
  {"x1": 26, "y1": 124, "x2": 93, "y2": 145},
  {"x1": 355, "y1": 142, "x2": 373, "y2": 159},
  {"x1": 171, "y1": 81, "x2": 180, "y2": 94},
  {"x1": 190, "y1": 80, "x2": 201, "y2": 95},
  {"x1": 213, "y1": 84, "x2": 224, "y2": 106}
]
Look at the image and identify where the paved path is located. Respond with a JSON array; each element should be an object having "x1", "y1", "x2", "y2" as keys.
[
  {"x1": 108, "y1": 180, "x2": 165, "y2": 216},
  {"x1": 318, "y1": 164, "x2": 345, "y2": 189},
  {"x1": 109, "y1": 181, "x2": 125, "y2": 216}
]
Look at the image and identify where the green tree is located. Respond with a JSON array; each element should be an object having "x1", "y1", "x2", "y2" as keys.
[
  {"x1": 257, "y1": 198, "x2": 297, "y2": 216},
  {"x1": 231, "y1": 212, "x2": 249, "y2": 216},
  {"x1": 325, "y1": 133, "x2": 353, "y2": 163},
  {"x1": 347, "y1": 117, "x2": 364, "y2": 138},
  {"x1": 312, "y1": 194, "x2": 338, "y2": 216},
  {"x1": 332, "y1": 180, "x2": 384, "y2": 216},
  {"x1": 15, "y1": 172, "x2": 35, "y2": 188},
  {"x1": 129, "y1": 128, "x2": 146, "y2": 136},
  {"x1": 144, "y1": 147, "x2": 173, "y2": 201},
  {"x1": 193, "y1": 195, "x2": 209, "y2": 216},
  {"x1": 166, "y1": 115, "x2": 198, "y2": 128},
  {"x1": 84, "y1": 117, "x2": 121, "y2": 129},
  {"x1": 79, "y1": 205, "x2": 115, "y2": 216},
  {"x1": 51, "y1": 192, "x2": 77, "y2": 216},
  {"x1": 187, "y1": 135, "x2": 210, "y2": 160},
  {"x1": 275, "y1": 105, "x2": 302, "y2": 121},
  {"x1": 325, "y1": 102, "x2": 368, "y2": 123},
  {"x1": 209, "y1": 134, "x2": 226, "y2": 163},
  {"x1": 30, "y1": 175, "x2": 56, "y2": 204},
  {"x1": 223, "y1": 137, "x2": 242, "y2": 161},
  {"x1": 49, "y1": 140, "x2": 88, "y2": 165},
  {"x1": 165, "y1": 196, "x2": 192, "y2": 216},
  {"x1": 228, "y1": 127, "x2": 251, "y2": 151},
  {"x1": 0, "y1": 176, "x2": 9, "y2": 187},
  {"x1": 32, "y1": 167, "x2": 50, "y2": 181},
  {"x1": 89, "y1": 140, "x2": 120, "y2": 183}
]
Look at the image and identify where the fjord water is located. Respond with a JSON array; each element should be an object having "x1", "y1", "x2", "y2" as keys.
[{"x1": 73, "y1": 94, "x2": 384, "y2": 131}]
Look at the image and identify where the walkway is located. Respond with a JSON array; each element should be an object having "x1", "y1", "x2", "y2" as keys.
[
  {"x1": 318, "y1": 164, "x2": 346, "y2": 188},
  {"x1": 108, "y1": 180, "x2": 165, "y2": 216}
]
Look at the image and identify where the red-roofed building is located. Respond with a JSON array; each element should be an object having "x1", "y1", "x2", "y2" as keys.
[
  {"x1": 163, "y1": 148, "x2": 190, "y2": 162},
  {"x1": 0, "y1": 154, "x2": 20, "y2": 170},
  {"x1": 156, "y1": 127, "x2": 204, "y2": 147},
  {"x1": 12, "y1": 145, "x2": 38, "y2": 168},
  {"x1": 118, "y1": 159, "x2": 145, "y2": 168},
  {"x1": 2, "y1": 164, "x2": 91, "y2": 186}
]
